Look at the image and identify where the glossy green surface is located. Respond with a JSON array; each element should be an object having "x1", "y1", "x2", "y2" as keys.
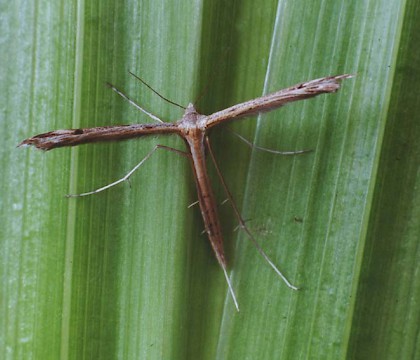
[{"x1": 1, "y1": 0, "x2": 418, "y2": 359}]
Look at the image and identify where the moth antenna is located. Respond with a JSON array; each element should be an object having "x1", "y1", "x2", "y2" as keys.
[
  {"x1": 128, "y1": 71, "x2": 185, "y2": 110},
  {"x1": 106, "y1": 82, "x2": 164, "y2": 123}
]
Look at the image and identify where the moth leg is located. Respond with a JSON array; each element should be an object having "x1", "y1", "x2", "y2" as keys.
[
  {"x1": 229, "y1": 129, "x2": 312, "y2": 155},
  {"x1": 66, "y1": 144, "x2": 189, "y2": 197},
  {"x1": 106, "y1": 82, "x2": 164, "y2": 123},
  {"x1": 205, "y1": 136, "x2": 299, "y2": 290}
]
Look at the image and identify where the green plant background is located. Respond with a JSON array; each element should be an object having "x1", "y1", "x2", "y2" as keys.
[{"x1": 1, "y1": 0, "x2": 418, "y2": 359}]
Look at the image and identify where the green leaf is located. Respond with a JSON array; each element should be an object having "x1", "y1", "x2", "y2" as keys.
[{"x1": 2, "y1": 0, "x2": 418, "y2": 359}]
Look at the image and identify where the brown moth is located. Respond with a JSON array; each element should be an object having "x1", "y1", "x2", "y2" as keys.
[{"x1": 20, "y1": 74, "x2": 353, "y2": 310}]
